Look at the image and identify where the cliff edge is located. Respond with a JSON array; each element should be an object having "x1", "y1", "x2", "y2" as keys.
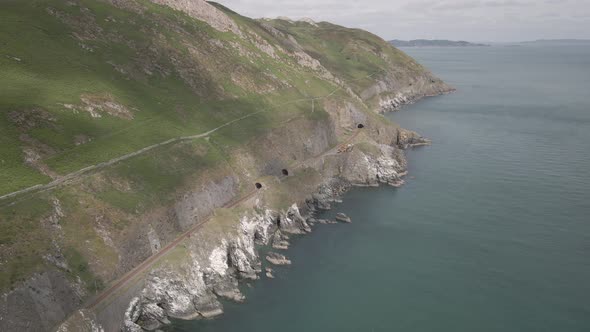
[{"x1": 0, "y1": 1, "x2": 452, "y2": 331}]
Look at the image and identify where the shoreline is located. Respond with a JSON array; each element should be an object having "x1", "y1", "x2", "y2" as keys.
[{"x1": 118, "y1": 90, "x2": 448, "y2": 331}]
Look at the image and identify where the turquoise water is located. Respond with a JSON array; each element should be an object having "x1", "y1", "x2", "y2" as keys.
[{"x1": 170, "y1": 45, "x2": 590, "y2": 332}]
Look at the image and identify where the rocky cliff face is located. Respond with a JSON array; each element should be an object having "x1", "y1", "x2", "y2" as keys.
[
  {"x1": 117, "y1": 104, "x2": 431, "y2": 331},
  {"x1": 0, "y1": 1, "x2": 451, "y2": 331},
  {"x1": 54, "y1": 99, "x2": 432, "y2": 332},
  {"x1": 122, "y1": 129, "x2": 420, "y2": 332}
]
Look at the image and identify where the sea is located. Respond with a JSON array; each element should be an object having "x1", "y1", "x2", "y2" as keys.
[{"x1": 168, "y1": 44, "x2": 590, "y2": 332}]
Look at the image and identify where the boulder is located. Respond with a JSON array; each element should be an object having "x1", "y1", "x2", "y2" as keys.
[
  {"x1": 335, "y1": 213, "x2": 351, "y2": 223},
  {"x1": 266, "y1": 252, "x2": 291, "y2": 266}
]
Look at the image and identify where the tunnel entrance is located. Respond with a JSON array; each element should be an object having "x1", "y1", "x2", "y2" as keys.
[
  {"x1": 357, "y1": 124, "x2": 364, "y2": 129},
  {"x1": 255, "y1": 183, "x2": 262, "y2": 189},
  {"x1": 282, "y1": 169, "x2": 289, "y2": 176},
  {"x1": 277, "y1": 216, "x2": 281, "y2": 227}
]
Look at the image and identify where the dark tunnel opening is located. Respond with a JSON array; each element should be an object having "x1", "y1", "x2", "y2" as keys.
[
  {"x1": 255, "y1": 183, "x2": 262, "y2": 189},
  {"x1": 282, "y1": 169, "x2": 289, "y2": 176},
  {"x1": 357, "y1": 124, "x2": 364, "y2": 129}
]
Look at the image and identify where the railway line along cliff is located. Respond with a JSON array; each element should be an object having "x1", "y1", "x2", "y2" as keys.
[{"x1": 0, "y1": 1, "x2": 452, "y2": 331}]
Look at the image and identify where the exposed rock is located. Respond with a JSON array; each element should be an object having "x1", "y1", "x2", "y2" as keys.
[
  {"x1": 74, "y1": 134, "x2": 92, "y2": 146},
  {"x1": 278, "y1": 204, "x2": 311, "y2": 234},
  {"x1": 61, "y1": 94, "x2": 134, "y2": 120},
  {"x1": 298, "y1": 17, "x2": 319, "y2": 27},
  {"x1": 146, "y1": 225, "x2": 161, "y2": 254},
  {"x1": 397, "y1": 129, "x2": 432, "y2": 148},
  {"x1": 8, "y1": 108, "x2": 56, "y2": 131},
  {"x1": 266, "y1": 252, "x2": 292, "y2": 266},
  {"x1": 272, "y1": 230, "x2": 290, "y2": 250},
  {"x1": 337, "y1": 144, "x2": 406, "y2": 187},
  {"x1": 1, "y1": 1, "x2": 454, "y2": 331},
  {"x1": 149, "y1": 0, "x2": 242, "y2": 35},
  {"x1": 360, "y1": 73, "x2": 454, "y2": 114},
  {"x1": 0, "y1": 271, "x2": 85, "y2": 332},
  {"x1": 174, "y1": 176, "x2": 238, "y2": 230},
  {"x1": 122, "y1": 298, "x2": 143, "y2": 332},
  {"x1": 56, "y1": 310, "x2": 105, "y2": 332},
  {"x1": 335, "y1": 213, "x2": 351, "y2": 223}
]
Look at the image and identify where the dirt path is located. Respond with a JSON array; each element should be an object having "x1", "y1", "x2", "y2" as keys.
[
  {"x1": 0, "y1": 70, "x2": 384, "y2": 204},
  {"x1": 4, "y1": 70, "x2": 382, "y2": 320},
  {"x1": 86, "y1": 188, "x2": 258, "y2": 310},
  {"x1": 4, "y1": 69, "x2": 384, "y2": 319},
  {"x1": 85, "y1": 126, "x2": 364, "y2": 310}
]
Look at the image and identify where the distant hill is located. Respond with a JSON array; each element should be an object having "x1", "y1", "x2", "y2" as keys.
[
  {"x1": 390, "y1": 39, "x2": 489, "y2": 47},
  {"x1": 519, "y1": 39, "x2": 590, "y2": 45}
]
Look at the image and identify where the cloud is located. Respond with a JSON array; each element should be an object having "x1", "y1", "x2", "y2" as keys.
[
  {"x1": 483, "y1": 0, "x2": 529, "y2": 8},
  {"x1": 217, "y1": 0, "x2": 590, "y2": 42}
]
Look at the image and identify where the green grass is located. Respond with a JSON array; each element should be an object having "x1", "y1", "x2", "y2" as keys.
[
  {"x1": 1, "y1": 0, "x2": 388, "y2": 196},
  {"x1": 264, "y1": 20, "x2": 424, "y2": 95},
  {"x1": 64, "y1": 247, "x2": 104, "y2": 293},
  {"x1": 0, "y1": 0, "x2": 331, "y2": 195},
  {"x1": 0, "y1": 0, "x2": 423, "y2": 295},
  {"x1": 264, "y1": 167, "x2": 323, "y2": 210},
  {"x1": 356, "y1": 141, "x2": 381, "y2": 155},
  {"x1": 0, "y1": 197, "x2": 53, "y2": 290}
]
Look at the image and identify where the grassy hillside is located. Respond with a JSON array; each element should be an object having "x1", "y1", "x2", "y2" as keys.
[
  {"x1": 0, "y1": 0, "x2": 443, "y2": 305},
  {"x1": 262, "y1": 19, "x2": 426, "y2": 95},
  {"x1": 0, "y1": 0, "x2": 340, "y2": 196}
]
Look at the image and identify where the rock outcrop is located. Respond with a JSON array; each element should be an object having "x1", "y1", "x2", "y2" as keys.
[
  {"x1": 0, "y1": 1, "x2": 452, "y2": 331},
  {"x1": 149, "y1": 0, "x2": 242, "y2": 35},
  {"x1": 120, "y1": 121, "x2": 425, "y2": 331},
  {"x1": 335, "y1": 213, "x2": 351, "y2": 223}
]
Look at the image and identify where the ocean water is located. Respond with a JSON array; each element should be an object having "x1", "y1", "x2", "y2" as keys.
[{"x1": 169, "y1": 45, "x2": 590, "y2": 332}]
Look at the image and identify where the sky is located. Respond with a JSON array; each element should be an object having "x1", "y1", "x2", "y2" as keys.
[{"x1": 216, "y1": 0, "x2": 590, "y2": 42}]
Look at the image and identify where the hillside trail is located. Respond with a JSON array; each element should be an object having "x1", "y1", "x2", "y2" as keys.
[
  {"x1": 0, "y1": 70, "x2": 383, "y2": 205},
  {"x1": 85, "y1": 126, "x2": 364, "y2": 314},
  {"x1": 48, "y1": 70, "x2": 384, "y2": 319}
]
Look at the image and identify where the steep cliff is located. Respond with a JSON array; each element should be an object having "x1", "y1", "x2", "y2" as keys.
[{"x1": 0, "y1": 1, "x2": 452, "y2": 331}]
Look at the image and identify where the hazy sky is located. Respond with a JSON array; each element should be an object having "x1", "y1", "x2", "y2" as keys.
[{"x1": 217, "y1": 0, "x2": 590, "y2": 42}]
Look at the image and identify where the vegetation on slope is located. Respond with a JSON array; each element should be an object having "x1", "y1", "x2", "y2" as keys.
[
  {"x1": 0, "y1": 0, "x2": 440, "y2": 302},
  {"x1": 263, "y1": 19, "x2": 426, "y2": 95},
  {"x1": 0, "y1": 0, "x2": 337, "y2": 196}
]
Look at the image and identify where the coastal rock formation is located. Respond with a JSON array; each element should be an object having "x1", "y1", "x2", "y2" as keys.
[
  {"x1": 0, "y1": 1, "x2": 453, "y2": 331},
  {"x1": 335, "y1": 213, "x2": 352, "y2": 223},
  {"x1": 266, "y1": 252, "x2": 292, "y2": 266},
  {"x1": 120, "y1": 129, "x2": 425, "y2": 330}
]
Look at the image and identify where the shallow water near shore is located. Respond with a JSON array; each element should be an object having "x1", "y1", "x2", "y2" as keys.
[{"x1": 168, "y1": 45, "x2": 590, "y2": 331}]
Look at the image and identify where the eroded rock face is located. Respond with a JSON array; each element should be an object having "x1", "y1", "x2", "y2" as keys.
[
  {"x1": 0, "y1": 271, "x2": 85, "y2": 332},
  {"x1": 149, "y1": 0, "x2": 241, "y2": 35},
  {"x1": 124, "y1": 132, "x2": 416, "y2": 330},
  {"x1": 361, "y1": 73, "x2": 454, "y2": 113},
  {"x1": 335, "y1": 213, "x2": 351, "y2": 223},
  {"x1": 278, "y1": 204, "x2": 311, "y2": 234},
  {"x1": 266, "y1": 252, "x2": 292, "y2": 266},
  {"x1": 33, "y1": 86, "x2": 427, "y2": 332},
  {"x1": 337, "y1": 144, "x2": 406, "y2": 187},
  {"x1": 2, "y1": 2, "x2": 452, "y2": 331},
  {"x1": 124, "y1": 211, "x2": 271, "y2": 330},
  {"x1": 174, "y1": 176, "x2": 238, "y2": 230},
  {"x1": 397, "y1": 128, "x2": 432, "y2": 148}
]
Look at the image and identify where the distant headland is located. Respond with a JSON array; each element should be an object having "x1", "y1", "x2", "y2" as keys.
[{"x1": 390, "y1": 39, "x2": 490, "y2": 47}]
